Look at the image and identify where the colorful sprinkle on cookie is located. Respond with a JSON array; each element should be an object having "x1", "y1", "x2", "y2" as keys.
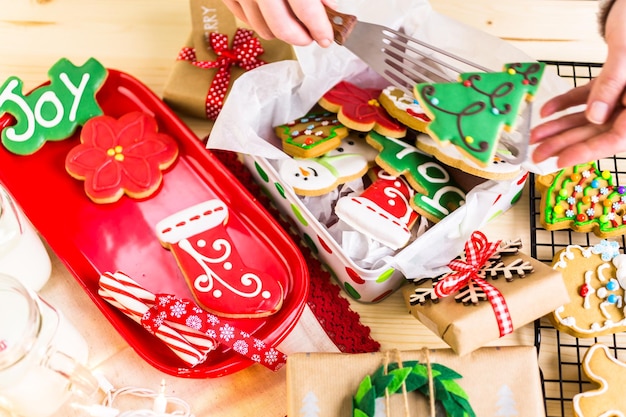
[
  {"x1": 65, "y1": 111, "x2": 179, "y2": 204},
  {"x1": 274, "y1": 112, "x2": 348, "y2": 158},
  {"x1": 536, "y1": 161, "x2": 626, "y2": 238},
  {"x1": 550, "y1": 241, "x2": 626, "y2": 338},
  {"x1": 318, "y1": 81, "x2": 406, "y2": 138},
  {"x1": 573, "y1": 343, "x2": 626, "y2": 417},
  {"x1": 414, "y1": 62, "x2": 545, "y2": 167},
  {"x1": 0, "y1": 57, "x2": 107, "y2": 155}
]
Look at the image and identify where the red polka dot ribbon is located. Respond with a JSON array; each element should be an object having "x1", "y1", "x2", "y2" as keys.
[
  {"x1": 141, "y1": 294, "x2": 287, "y2": 371},
  {"x1": 177, "y1": 28, "x2": 266, "y2": 120},
  {"x1": 433, "y1": 231, "x2": 514, "y2": 337}
]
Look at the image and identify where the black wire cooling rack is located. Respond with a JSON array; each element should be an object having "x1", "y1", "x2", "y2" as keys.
[{"x1": 530, "y1": 61, "x2": 626, "y2": 417}]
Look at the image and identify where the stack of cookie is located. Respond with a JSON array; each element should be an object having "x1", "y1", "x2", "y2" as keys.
[{"x1": 272, "y1": 62, "x2": 544, "y2": 251}]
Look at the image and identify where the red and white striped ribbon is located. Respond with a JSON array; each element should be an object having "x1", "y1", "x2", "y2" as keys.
[{"x1": 433, "y1": 231, "x2": 513, "y2": 337}]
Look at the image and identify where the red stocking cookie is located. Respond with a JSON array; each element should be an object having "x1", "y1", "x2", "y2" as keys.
[
  {"x1": 335, "y1": 168, "x2": 420, "y2": 249},
  {"x1": 318, "y1": 81, "x2": 406, "y2": 138},
  {"x1": 156, "y1": 199, "x2": 284, "y2": 318}
]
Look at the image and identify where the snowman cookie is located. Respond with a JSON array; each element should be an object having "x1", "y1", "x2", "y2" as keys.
[
  {"x1": 277, "y1": 136, "x2": 372, "y2": 196},
  {"x1": 156, "y1": 199, "x2": 284, "y2": 318},
  {"x1": 550, "y1": 240, "x2": 626, "y2": 338}
]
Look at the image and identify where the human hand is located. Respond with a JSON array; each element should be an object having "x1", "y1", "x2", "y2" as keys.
[
  {"x1": 530, "y1": 0, "x2": 626, "y2": 167},
  {"x1": 221, "y1": 0, "x2": 336, "y2": 47},
  {"x1": 530, "y1": 81, "x2": 626, "y2": 167}
]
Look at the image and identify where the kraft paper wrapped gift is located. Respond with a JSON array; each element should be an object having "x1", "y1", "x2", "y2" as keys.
[
  {"x1": 162, "y1": 0, "x2": 296, "y2": 121},
  {"x1": 286, "y1": 346, "x2": 545, "y2": 417},
  {"x1": 402, "y1": 232, "x2": 569, "y2": 356}
]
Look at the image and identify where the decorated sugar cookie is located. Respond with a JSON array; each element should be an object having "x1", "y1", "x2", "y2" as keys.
[
  {"x1": 335, "y1": 168, "x2": 420, "y2": 250},
  {"x1": 325, "y1": 131, "x2": 378, "y2": 166},
  {"x1": 352, "y1": 360, "x2": 475, "y2": 417},
  {"x1": 416, "y1": 133, "x2": 522, "y2": 181},
  {"x1": 414, "y1": 62, "x2": 545, "y2": 167},
  {"x1": 0, "y1": 57, "x2": 107, "y2": 155},
  {"x1": 378, "y1": 86, "x2": 431, "y2": 133},
  {"x1": 156, "y1": 199, "x2": 284, "y2": 318},
  {"x1": 65, "y1": 112, "x2": 179, "y2": 204},
  {"x1": 573, "y1": 343, "x2": 626, "y2": 417},
  {"x1": 318, "y1": 81, "x2": 406, "y2": 138},
  {"x1": 274, "y1": 112, "x2": 349, "y2": 159},
  {"x1": 366, "y1": 131, "x2": 466, "y2": 223},
  {"x1": 278, "y1": 137, "x2": 371, "y2": 196},
  {"x1": 550, "y1": 241, "x2": 626, "y2": 338},
  {"x1": 536, "y1": 161, "x2": 626, "y2": 238}
]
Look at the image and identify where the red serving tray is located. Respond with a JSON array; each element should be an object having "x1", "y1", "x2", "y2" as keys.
[{"x1": 0, "y1": 68, "x2": 309, "y2": 378}]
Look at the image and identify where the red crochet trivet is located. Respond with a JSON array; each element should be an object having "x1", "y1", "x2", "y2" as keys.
[{"x1": 211, "y1": 149, "x2": 380, "y2": 354}]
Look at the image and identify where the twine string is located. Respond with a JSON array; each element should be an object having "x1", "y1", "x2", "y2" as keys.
[{"x1": 382, "y1": 349, "x2": 436, "y2": 417}]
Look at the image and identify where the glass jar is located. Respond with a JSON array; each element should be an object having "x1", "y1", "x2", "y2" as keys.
[
  {"x1": 0, "y1": 274, "x2": 98, "y2": 417},
  {"x1": 0, "y1": 187, "x2": 51, "y2": 291}
]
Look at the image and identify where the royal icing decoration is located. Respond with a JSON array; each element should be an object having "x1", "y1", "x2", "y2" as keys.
[
  {"x1": 378, "y1": 86, "x2": 431, "y2": 133},
  {"x1": 573, "y1": 343, "x2": 626, "y2": 417},
  {"x1": 335, "y1": 168, "x2": 419, "y2": 249},
  {"x1": 0, "y1": 57, "x2": 107, "y2": 155},
  {"x1": 408, "y1": 233, "x2": 532, "y2": 337},
  {"x1": 156, "y1": 199, "x2": 284, "y2": 318},
  {"x1": 277, "y1": 139, "x2": 370, "y2": 196},
  {"x1": 551, "y1": 242, "x2": 626, "y2": 337},
  {"x1": 414, "y1": 62, "x2": 545, "y2": 167},
  {"x1": 537, "y1": 161, "x2": 626, "y2": 237},
  {"x1": 65, "y1": 112, "x2": 179, "y2": 203},
  {"x1": 318, "y1": 81, "x2": 406, "y2": 138},
  {"x1": 416, "y1": 133, "x2": 522, "y2": 181},
  {"x1": 366, "y1": 131, "x2": 466, "y2": 222},
  {"x1": 177, "y1": 28, "x2": 265, "y2": 120},
  {"x1": 275, "y1": 112, "x2": 349, "y2": 158},
  {"x1": 352, "y1": 360, "x2": 475, "y2": 417}
]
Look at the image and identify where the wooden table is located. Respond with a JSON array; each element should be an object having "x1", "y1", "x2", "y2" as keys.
[{"x1": 0, "y1": 1, "x2": 608, "y2": 416}]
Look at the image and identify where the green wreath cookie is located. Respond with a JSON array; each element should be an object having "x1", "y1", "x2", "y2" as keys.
[{"x1": 353, "y1": 360, "x2": 475, "y2": 417}]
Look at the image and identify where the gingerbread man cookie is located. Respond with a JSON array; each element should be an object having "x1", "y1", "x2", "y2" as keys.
[
  {"x1": 156, "y1": 199, "x2": 284, "y2": 318},
  {"x1": 573, "y1": 343, "x2": 626, "y2": 416},
  {"x1": 536, "y1": 161, "x2": 626, "y2": 238},
  {"x1": 318, "y1": 81, "x2": 406, "y2": 138},
  {"x1": 274, "y1": 111, "x2": 348, "y2": 159},
  {"x1": 550, "y1": 240, "x2": 626, "y2": 338}
]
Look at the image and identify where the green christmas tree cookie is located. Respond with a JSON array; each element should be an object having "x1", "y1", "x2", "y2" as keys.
[{"x1": 414, "y1": 62, "x2": 545, "y2": 168}]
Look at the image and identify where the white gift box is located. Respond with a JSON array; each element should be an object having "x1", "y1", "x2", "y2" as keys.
[{"x1": 207, "y1": 0, "x2": 569, "y2": 302}]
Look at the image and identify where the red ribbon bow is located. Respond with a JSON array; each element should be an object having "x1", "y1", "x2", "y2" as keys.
[
  {"x1": 177, "y1": 28, "x2": 266, "y2": 120},
  {"x1": 434, "y1": 231, "x2": 514, "y2": 337},
  {"x1": 141, "y1": 294, "x2": 286, "y2": 371}
]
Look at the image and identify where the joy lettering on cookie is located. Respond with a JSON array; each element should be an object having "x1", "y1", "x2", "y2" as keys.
[
  {"x1": 366, "y1": 131, "x2": 466, "y2": 223},
  {"x1": 0, "y1": 57, "x2": 107, "y2": 155},
  {"x1": 156, "y1": 199, "x2": 284, "y2": 318}
]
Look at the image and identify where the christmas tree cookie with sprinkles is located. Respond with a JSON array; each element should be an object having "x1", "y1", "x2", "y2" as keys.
[
  {"x1": 536, "y1": 161, "x2": 626, "y2": 238},
  {"x1": 414, "y1": 62, "x2": 545, "y2": 168},
  {"x1": 274, "y1": 111, "x2": 348, "y2": 158}
]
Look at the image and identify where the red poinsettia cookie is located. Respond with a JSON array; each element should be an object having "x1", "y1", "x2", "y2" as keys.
[{"x1": 65, "y1": 112, "x2": 179, "y2": 203}]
